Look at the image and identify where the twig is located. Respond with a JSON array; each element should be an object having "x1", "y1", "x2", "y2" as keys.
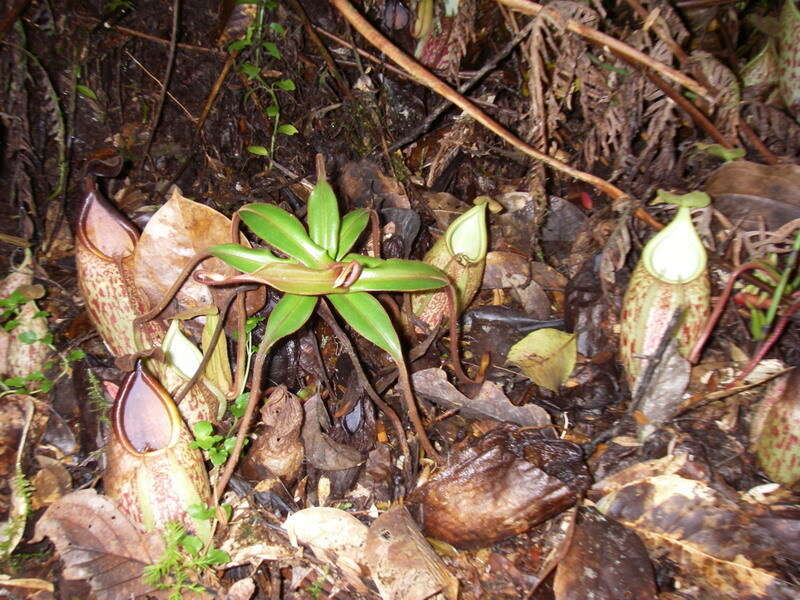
[
  {"x1": 388, "y1": 18, "x2": 538, "y2": 151},
  {"x1": 331, "y1": 0, "x2": 631, "y2": 205},
  {"x1": 285, "y1": 0, "x2": 349, "y2": 97},
  {"x1": 124, "y1": 50, "x2": 196, "y2": 121},
  {"x1": 76, "y1": 16, "x2": 223, "y2": 55},
  {"x1": 314, "y1": 25, "x2": 410, "y2": 80},
  {"x1": 494, "y1": 0, "x2": 711, "y2": 101},
  {"x1": 140, "y1": 0, "x2": 181, "y2": 166}
]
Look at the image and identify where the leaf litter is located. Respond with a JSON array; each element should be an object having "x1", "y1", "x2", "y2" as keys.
[{"x1": 2, "y1": 0, "x2": 800, "y2": 598}]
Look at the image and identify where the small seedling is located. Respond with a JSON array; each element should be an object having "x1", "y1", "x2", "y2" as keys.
[
  {"x1": 143, "y1": 521, "x2": 230, "y2": 600},
  {"x1": 190, "y1": 421, "x2": 239, "y2": 467}
]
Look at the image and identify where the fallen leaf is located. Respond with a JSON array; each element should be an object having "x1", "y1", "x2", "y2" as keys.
[
  {"x1": 553, "y1": 507, "x2": 657, "y2": 600},
  {"x1": 595, "y1": 466, "x2": 800, "y2": 599},
  {"x1": 412, "y1": 368, "x2": 551, "y2": 428},
  {"x1": 284, "y1": 506, "x2": 369, "y2": 591},
  {"x1": 408, "y1": 425, "x2": 590, "y2": 548},
  {"x1": 241, "y1": 386, "x2": 304, "y2": 485},
  {"x1": 301, "y1": 394, "x2": 364, "y2": 471},
  {"x1": 705, "y1": 161, "x2": 800, "y2": 230},
  {"x1": 632, "y1": 337, "x2": 691, "y2": 440},
  {"x1": 132, "y1": 187, "x2": 265, "y2": 332},
  {"x1": 33, "y1": 489, "x2": 166, "y2": 600},
  {"x1": 364, "y1": 505, "x2": 458, "y2": 600},
  {"x1": 507, "y1": 328, "x2": 577, "y2": 392}
]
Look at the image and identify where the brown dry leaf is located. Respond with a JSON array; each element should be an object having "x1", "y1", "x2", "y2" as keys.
[
  {"x1": 132, "y1": 187, "x2": 265, "y2": 329},
  {"x1": 219, "y1": 497, "x2": 297, "y2": 568},
  {"x1": 284, "y1": 507, "x2": 370, "y2": 592},
  {"x1": 339, "y1": 160, "x2": 411, "y2": 209},
  {"x1": 632, "y1": 338, "x2": 691, "y2": 440},
  {"x1": 364, "y1": 505, "x2": 458, "y2": 600},
  {"x1": 301, "y1": 394, "x2": 364, "y2": 471},
  {"x1": 30, "y1": 455, "x2": 72, "y2": 510},
  {"x1": 705, "y1": 161, "x2": 800, "y2": 230},
  {"x1": 241, "y1": 386, "x2": 304, "y2": 485},
  {"x1": 32, "y1": 489, "x2": 167, "y2": 600},
  {"x1": 411, "y1": 368, "x2": 551, "y2": 428},
  {"x1": 408, "y1": 425, "x2": 590, "y2": 548},
  {"x1": 220, "y1": 577, "x2": 256, "y2": 600},
  {"x1": 553, "y1": 507, "x2": 657, "y2": 600},
  {"x1": 595, "y1": 469, "x2": 800, "y2": 599}
]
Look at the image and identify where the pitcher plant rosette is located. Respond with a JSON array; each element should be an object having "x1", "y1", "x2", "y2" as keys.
[
  {"x1": 176, "y1": 158, "x2": 478, "y2": 462},
  {"x1": 104, "y1": 361, "x2": 213, "y2": 543},
  {"x1": 619, "y1": 190, "x2": 711, "y2": 387}
]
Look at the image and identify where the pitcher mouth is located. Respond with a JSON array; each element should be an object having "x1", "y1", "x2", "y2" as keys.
[
  {"x1": 112, "y1": 361, "x2": 180, "y2": 456},
  {"x1": 642, "y1": 205, "x2": 707, "y2": 284},
  {"x1": 77, "y1": 178, "x2": 139, "y2": 261}
]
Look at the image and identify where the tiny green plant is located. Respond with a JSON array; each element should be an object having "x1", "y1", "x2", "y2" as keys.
[
  {"x1": 190, "y1": 421, "x2": 239, "y2": 467},
  {"x1": 143, "y1": 521, "x2": 230, "y2": 600},
  {"x1": 229, "y1": 0, "x2": 297, "y2": 163}
]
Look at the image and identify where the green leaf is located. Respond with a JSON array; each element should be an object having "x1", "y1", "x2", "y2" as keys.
[
  {"x1": 239, "y1": 62, "x2": 260, "y2": 79},
  {"x1": 507, "y1": 328, "x2": 577, "y2": 392},
  {"x1": 180, "y1": 535, "x2": 203, "y2": 556},
  {"x1": 307, "y1": 178, "x2": 340, "y2": 258},
  {"x1": 327, "y1": 293, "x2": 402, "y2": 362},
  {"x1": 205, "y1": 548, "x2": 230, "y2": 565},
  {"x1": 336, "y1": 209, "x2": 370, "y2": 260},
  {"x1": 17, "y1": 331, "x2": 39, "y2": 345},
  {"x1": 231, "y1": 392, "x2": 249, "y2": 417},
  {"x1": 348, "y1": 259, "x2": 448, "y2": 292},
  {"x1": 238, "y1": 203, "x2": 332, "y2": 267},
  {"x1": 228, "y1": 39, "x2": 249, "y2": 52},
  {"x1": 263, "y1": 41, "x2": 281, "y2": 59},
  {"x1": 192, "y1": 421, "x2": 214, "y2": 439},
  {"x1": 275, "y1": 78, "x2": 295, "y2": 91},
  {"x1": 269, "y1": 22, "x2": 285, "y2": 35},
  {"x1": 247, "y1": 145, "x2": 269, "y2": 156},
  {"x1": 221, "y1": 503, "x2": 233, "y2": 521},
  {"x1": 209, "y1": 243, "x2": 287, "y2": 273},
  {"x1": 76, "y1": 84, "x2": 98, "y2": 100},
  {"x1": 209, "y1": 449, "x2": 228, "y2": 466},
  {"x1": 266, "y1": 104, "x2": 279, "y2": 118},
  {"x1": 187, "y1": 503, "x2": 216, "y2": 520},
  {"x1": 262, "y1": 293, "x2": 318, "y2": 349},
  {"x1": 277, "y1": 123, "x2": 298, "y2": 136},
  {"x1": 4, "y1": 377, "x2": 26, "y2": 388}
]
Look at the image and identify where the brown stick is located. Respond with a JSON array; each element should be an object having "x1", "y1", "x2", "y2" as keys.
[
  {"x1": 140, "y1": 0, "x2": 181, "y2": 166},
  {"x1": 330, "y1": 0, "x2": 631, "y2": 205}
]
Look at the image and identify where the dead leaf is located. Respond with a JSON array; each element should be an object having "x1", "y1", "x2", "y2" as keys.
[
  {"x1": 30, "y1": 455, "x2": 72, "y2": 509},
  {"x1": 595, "y1": 468, "x2": 800, "y2": 599},
  {"x1": 507, "y1": 328, "x2": 577, "y2": 392},
  {"x1": 632, "y1": 337, "x2": 691, "y2": 440},
  {"x1": 412, "y1": 368, "x2": 551, "y2": 428},
  {"x1": 220, "y1": 577, "x2": 256, "y2": 600},
  {"x1": 340, "y1": 160, "x2": 411, "y2": 209},
  {"x1": 33, "y1": 489, "x2": 166, "y2": 600},
  {"x1": 705, "y1": 161, "x2": 800, "y2": 230},
  {"x1": 408, "y1": 425, "x2": 590, "y2": 548},
  {"x1": 553, "y1": 507, "x2": 657, "y2": 600},
  {"x1": 364, "y1": 505, "x2": 458, "y2": 600},
  {"x1": 241, "y1": 386, "x2": 304, "y2": 485},
  {"x1": 284, "y1": 507, "x2": 370, "y2": 591},
  {"x1": 132, "y1": 187, "x2": 265, "y2": 331},
  {"x1": 301, "y1": 394, "x2": 364, "y2": 471}
]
